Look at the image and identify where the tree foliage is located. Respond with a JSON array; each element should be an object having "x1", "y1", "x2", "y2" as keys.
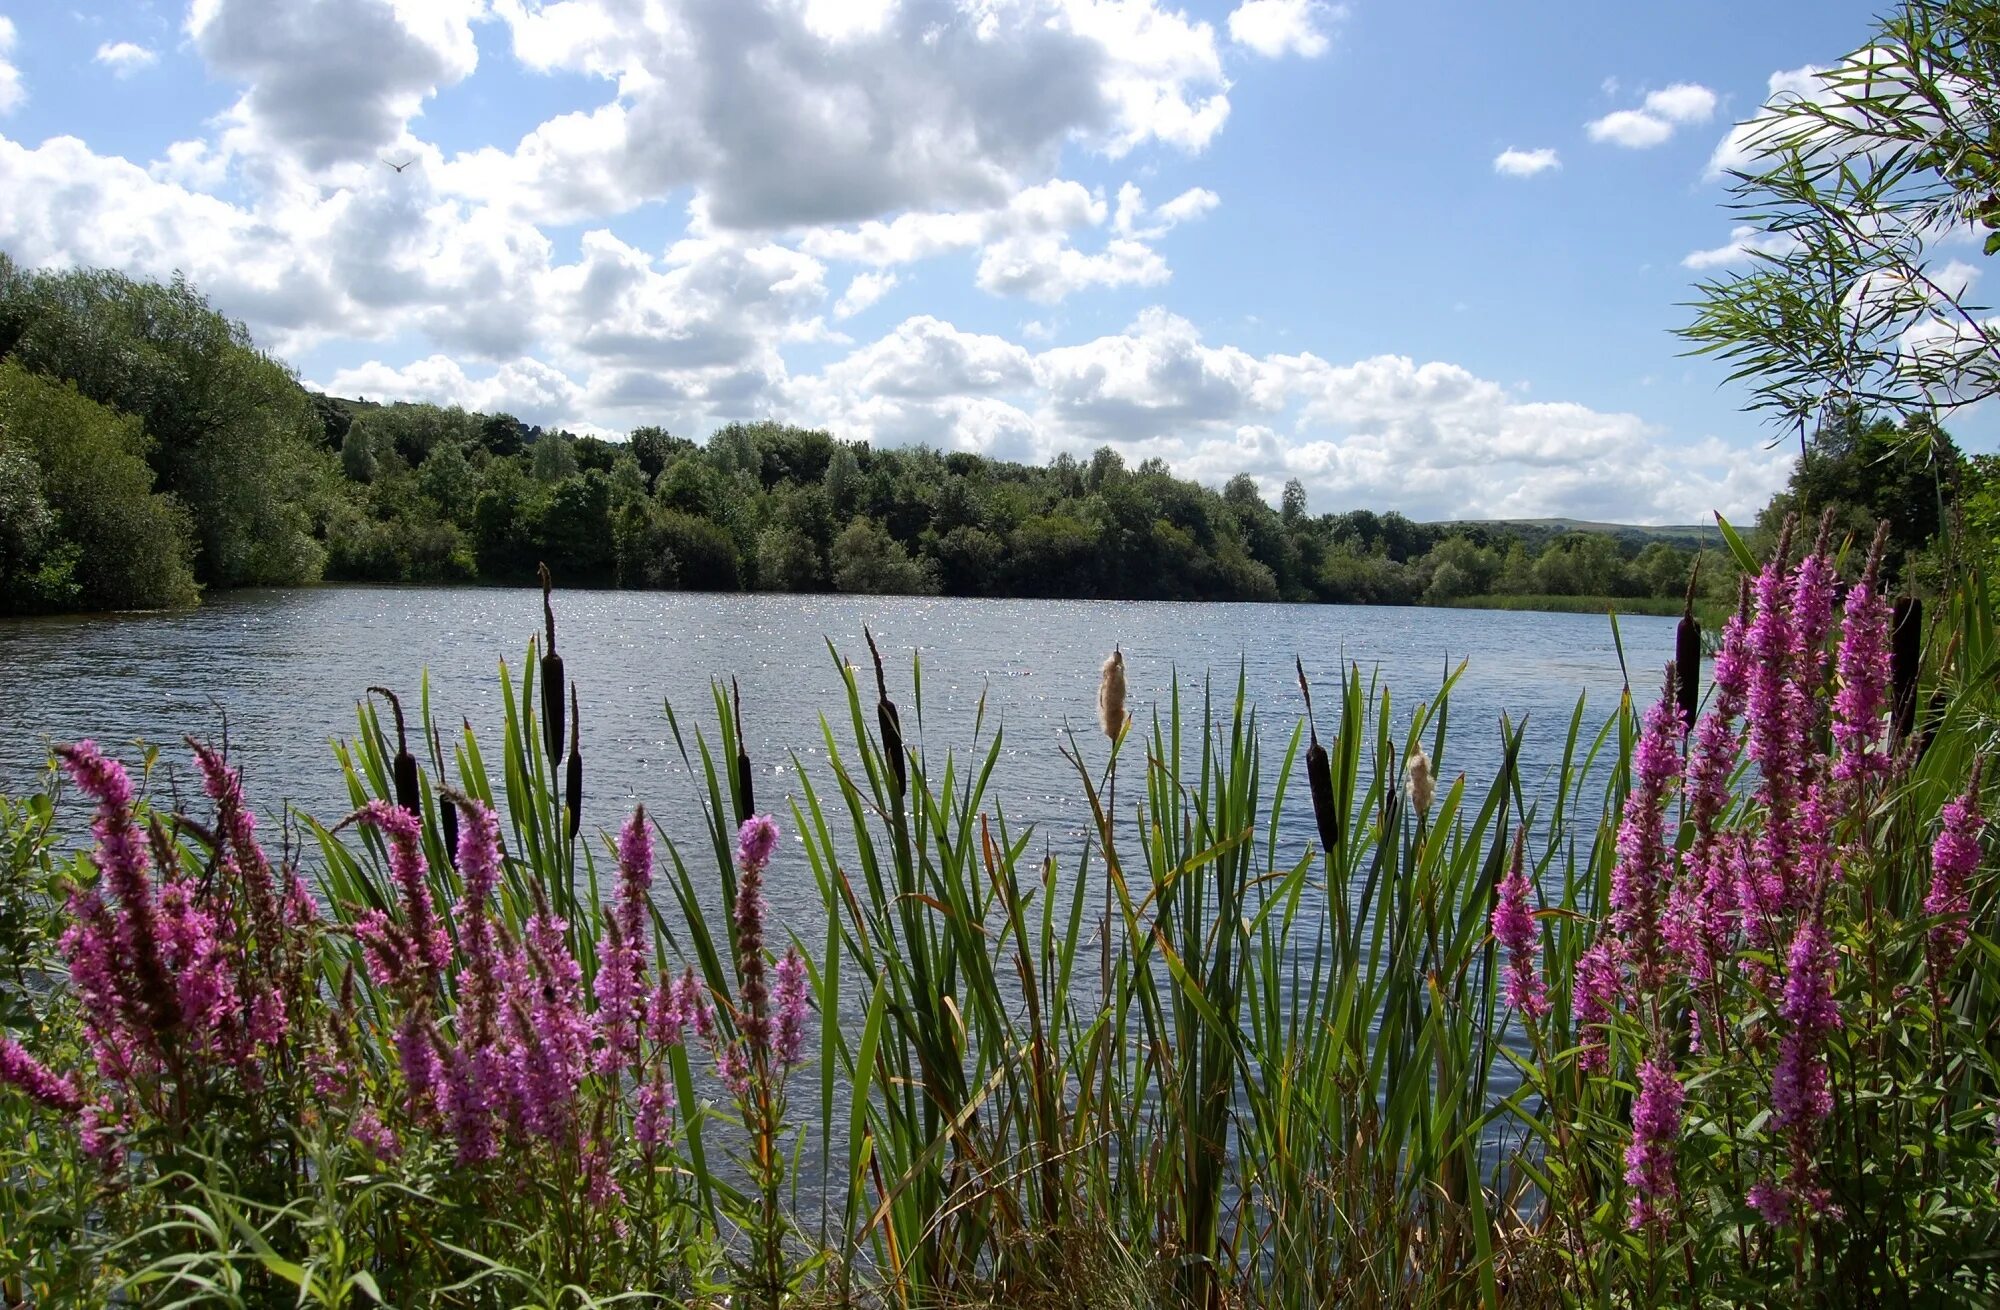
[{"x1": 1683, "y1": 0, "x2": 2000, "y2": 435}]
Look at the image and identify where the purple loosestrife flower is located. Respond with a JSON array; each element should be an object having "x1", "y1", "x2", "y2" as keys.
[
  {"x1": 191, "y1": 742, "x2": 283, "y2": 960},
  {"x1": 351, "y1": 1107, "x2": 401, "y2": 1161},
  {"x1": 1491, "y1": 832, "x2": 1548, "y2": 1020},
  {"x1": 154, "y1": 876, "x2": 243, "y2": 1062},
  {"x1": 354, "y1": 801, "x2": 450, "y2": 989},
  {"x1": 1669, "y1": 593, "x2": 1750, "y2": 981},
  {"x1": 733, "y1": 815, "x2": 777, "y2": 1057},
  {"x1": 774, "y1": 946, "x2": 811, "y2": 1067},
  {"x1": 737, "y1": 813, "x2": 780, "y2": 872},
  {"x1": 1613, "y1": 675, "x2": 1683, "y2": 990},
  {"x1": 672, "y1": 967, "x2": 713, "y2": 1043},
  {"x1": 1624, "y1": 1058, "x2": 1684, "y2": 1230},
  {"x1": 1833, "y1": 529, "x2": 1894, "y2": 787},
  {"x1": 594, "y1": 806, "x2": 654, "y2": 1074},
  {"x1": 394, "y1": 1012, "x2": 442, "y2": 1118},
  {"x1": 501, "y1": 911, "x2": 591, "y2": 1142},
  {"x1": 635, "y1": 1079, "x2": 674, "y2": 1152},
  {"x1": 1765, "y1": 896, "x2": 1841, "y2": 1224},
  {"x1": 1926, "y1": 767, "x2": 1986, "y2": 965},
  {"x1": 0, "y1": 1036, "x2": 82, "y2": 1113},
  {"x1": 449, "y1": 796, "x2": 505, "y2": 1059},
  {"x1": 56, "y1": 742, "x2": 179, "y2": 1042},
  {"x1": 1574, "y1": 938, "x2": 1627, "y2": 1074},
  {"x1": 441, "y1": 1045, "x2": 499, "y2": 1166}
]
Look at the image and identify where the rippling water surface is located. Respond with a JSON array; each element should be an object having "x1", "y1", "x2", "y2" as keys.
[{"x1": 0, "y1": 586, "x2": 1673, "y2": 906}]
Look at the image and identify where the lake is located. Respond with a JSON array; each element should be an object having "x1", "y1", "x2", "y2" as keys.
[{"x1": 0, "y1": 586, "x2": 1674, "y2": 902}]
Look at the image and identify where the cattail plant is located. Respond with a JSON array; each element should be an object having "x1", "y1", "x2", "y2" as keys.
[
  {"x1": 1296, "y1": 657, "x2": 1341, "y2": 860},
  {"x1": 367, "y1": 686, "x2": 423, "y2": 817},
  {"x1": 1404, "y1": 745, "x2": 1434, "y2": 815},
  {"x1": 539, "y1": 562, "x2": 566, "y2": 771},
  {"x1": 428, "y1": 713, "x2": 458, "y2": 869},
  {"x1": 1676, "y1": 563, "x2": 1702, "y2": 733},
  {"x1": 864, "y1": 626, "x2": 905, "y2": 796},
  {"x1": 1098, "y1": 646, "x2": 1127, "y2": 741},
  {"x1": 565, "y1": 684, "x2": 583, "y2": 843},
  {"x1": 732, "y1": 676, "x2": 754, "y2": 824}
]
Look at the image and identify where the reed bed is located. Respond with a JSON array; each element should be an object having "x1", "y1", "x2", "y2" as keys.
[{"x1": 0, "y1": 516, "x2": 1995, "y2": 1308}]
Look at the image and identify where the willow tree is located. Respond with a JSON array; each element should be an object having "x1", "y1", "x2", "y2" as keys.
[{"x1": 1682, "y1": 0, "x2": 2000, "y2": 451}]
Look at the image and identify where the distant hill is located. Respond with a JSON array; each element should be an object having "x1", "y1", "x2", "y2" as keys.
[{"x1": 1429, "y1": 517, "x2": 1726, "y2": 552}]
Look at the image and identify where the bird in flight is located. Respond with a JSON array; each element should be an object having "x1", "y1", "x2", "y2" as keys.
[{"x1": 382, "y1": 158, "x2": 416, "y2": 173}]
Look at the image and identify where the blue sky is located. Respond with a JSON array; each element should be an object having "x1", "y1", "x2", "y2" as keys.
[{"x1": 0, "y1": 0, "x2": 1931, "y2": 522}]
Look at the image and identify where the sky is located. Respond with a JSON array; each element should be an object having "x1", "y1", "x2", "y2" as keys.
[{"x1": 0, "y1": 0, "x2": 1933, "y2": 523}]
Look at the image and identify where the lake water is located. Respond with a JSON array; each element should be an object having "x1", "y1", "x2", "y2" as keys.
[
  {"x1": 0, "y1": 588, "x2": 1672, "y2": 855},
  {"x1": 0, "y1": 586, "x2": 1674, "y2": 872}
]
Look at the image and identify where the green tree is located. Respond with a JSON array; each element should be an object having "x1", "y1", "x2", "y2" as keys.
[
  {"x1": 832, "y1": 518, "x2": 938, "y2": 595},
  {"x1": 0, "y1": 266, "x2": 329, "y2": 587},
  {"x1": 1683, "y1": 0, "x2": 2000, "y2": 437},
  {"x1": 0, "y1": 361, "x2": 198, "y2": 611}
]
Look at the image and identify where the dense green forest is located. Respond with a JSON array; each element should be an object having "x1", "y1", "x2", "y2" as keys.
[{"x1": 0, "y1": 257, "x2": 1979, "y2": 615}]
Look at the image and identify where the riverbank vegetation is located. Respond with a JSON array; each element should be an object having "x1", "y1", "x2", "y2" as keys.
[
  {"x1": 0, "y1": 252, "x2": 1969, "y2": 618},
  {"x1": 0, "y1": 510, "x2": 1993, "y2": 1307}
]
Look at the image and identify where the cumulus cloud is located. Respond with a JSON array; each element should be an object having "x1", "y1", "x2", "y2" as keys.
[
  {"x1": 1227, "y1": 0, "x2": 1338, "y2": 59},
  {"x1": 781, "y1": 310, "x2": 1787, "y2": 521},
  {"x1": 1493, "y1": 147, "x2": 1559, "y2": 177},
  {"x1": 470, "y1": 0, "x2": 1230, "y2": 230},
  {"x1": 0, "y1": 16, "x2": 22, "y2": 114},
  {"x1": 94, "y1": 41, "x2": 159, "y2": 76},
  {"x1": 805, "y1": 177, "x2": 1205, "y2": 304},
  {"x1": 834, "y1": 271, "x2": 898, "y2": 319},
  {"x1": 187, "y1": 0, "x2": 481, "y2": 168},
  {"x1": 1587, "y1": 82, "x2": 1717, "y2": 149},
  {"x1": 1705, "y1": 65, "x2": 1829, "y2": 179},
  {"x1": 1681, "y1": 224, "x2": 1798, "y2": 270}
]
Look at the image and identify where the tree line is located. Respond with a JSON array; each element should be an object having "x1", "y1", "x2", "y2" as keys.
[{"x1": 0, "y1": 258, "x2": 1976, "y2": 615}]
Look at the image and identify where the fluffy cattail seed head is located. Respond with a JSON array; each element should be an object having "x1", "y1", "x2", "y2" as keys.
[
  {"x1": 1098, "y1": 647, "x2": 1127, "y2": 741},
  {"x1": 1405, "y1": 747, "x2": 1435, "y2": 814}
]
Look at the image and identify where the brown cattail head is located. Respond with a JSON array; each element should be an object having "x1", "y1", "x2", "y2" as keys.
[
  {"x1": 864, "y1": 627, "x2": 906, "y2": 796},
  {"x1": 368, "y1": 686, "x2": 423, "y2": 816},
  {"x1": 428, "y1": 715, "x2": 458, "y2": 869},
  {"x1": 565, "y1": 683, "x2": 583, "y2": 842},
  {"x1": 732, "y1": 676, "x2": 754, "y2": 825},
  {"x1": 1098, "y1": 646, "x2": 1127, "y2": 741},
  {"x1": 1297, "y1": 657, "x2": 1340, "y2": 857},
  {"x1": 1675, "y1": 564, "x2": 1701, "y2": 732},
  {"x1": 538, "y1": 563, "x2": 566, "y2": 770},
  {"x1": 1892, "y1": 596, "x2": 1922, "y2": 742}
]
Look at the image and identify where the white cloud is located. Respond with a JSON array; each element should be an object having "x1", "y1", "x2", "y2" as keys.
[
  {"x1": 1681, "y1": 224, "x2": 1797, "y2": 270},
  {"x1": 1227, "y1": 0, "x2": 1338, "y2": 59},
  {"x1": 187, "y1": 0, "x2": 481, "y2": 169},
  {"x1": 0, "y1": 16, "x2": 22, "y2": 115},
  {"x1": 473, "y1": 0, "x2": 1232, "y2": 230},
  {"x1": 94, "y1": 41, "x2": 159, "y2": 76},
  {"x1": 1644, "y1": 83, "x2": 1717, "y2": 124},
  {"x1": 1587, "y1": 82, "x2": 1717, "y2": 149},
  {"x1": 834, "y1": 271, "x2": 898, "y2": 319},
  {"x1": 322, "y1": 355, "x2": 586, "y2": 428},
  {"x1": 1493, "y1": 146, "x2": 1559, "y2": 177},
  {"x1": 976, "y1": 233, "x2": 1168, "y2": 302},
  {"x1": 1705, "y1": 64, "x2": 1828, "y2": 179},
  {"x1": 804, "y1": 177, "x2": 1200, "y2": 304}
]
